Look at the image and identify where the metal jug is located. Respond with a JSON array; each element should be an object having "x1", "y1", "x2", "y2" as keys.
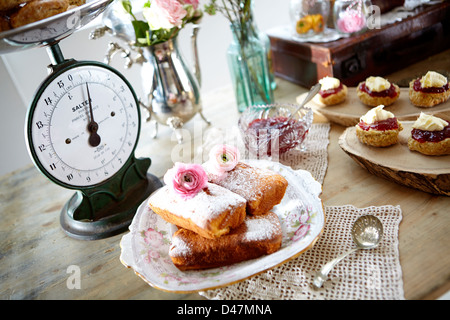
[{"x1": 90, "y1": 5, "x2": 209, "y2": 143}]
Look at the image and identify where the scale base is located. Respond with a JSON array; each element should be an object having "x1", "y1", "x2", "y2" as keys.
[{"x1": 60, "y1": 173, "x2": 162, "y2": 240}]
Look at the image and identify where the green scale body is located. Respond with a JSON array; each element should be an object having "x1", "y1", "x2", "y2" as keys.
[{"x1": 25, "y1": 44, "x2": 162, "y2": 240}]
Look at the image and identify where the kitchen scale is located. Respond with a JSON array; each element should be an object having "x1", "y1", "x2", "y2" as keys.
[{"x1": 0, "y1": 0, "x2": 162, "y2": 240}]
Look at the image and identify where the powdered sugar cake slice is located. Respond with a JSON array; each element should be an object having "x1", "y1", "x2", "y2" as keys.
[
  {"x1": 169, "y1": 212, "x2": 283, "y2": 271},
  {"x1": 120, "y1": 159, "x2": 324, "y2": 293},
  {"x1": 148, "y1": 182, "x2": 246, "y2": 239},
  {"x1": 204, "y1": 161, "x2": 288, "y2": 216}
]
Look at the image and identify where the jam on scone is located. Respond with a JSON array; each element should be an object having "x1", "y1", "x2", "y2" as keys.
[
  {"x1": 408, "y1": 112, "x2": 450, "y2": 155},
  {"x1": 356, "y1": 105, "x2": 403, "y2": 147},
  {"x1": 409, "y1": 71, "x2": 450, "y2": 107},
  {"x1": 316, "y1": 76, "x2": 348, "y2": 106},
  {"x1": 357, "y1": 76, "x2": 400, "y2": 107}
]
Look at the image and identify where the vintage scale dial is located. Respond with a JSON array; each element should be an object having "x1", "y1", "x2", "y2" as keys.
[
  {"x1": 24, "y1": 44, "x2": 162, "y2": 240},
  {"x1": 29, "y1": 63, "x2": 139, "y2": 188},
  {"x1": 1, "y1": 1, "x2": 162, "y2": 240}
]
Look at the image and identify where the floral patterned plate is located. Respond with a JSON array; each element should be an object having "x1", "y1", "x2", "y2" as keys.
[{"x1": 120, "y1": 159, "x2": 325, "y2": 293}]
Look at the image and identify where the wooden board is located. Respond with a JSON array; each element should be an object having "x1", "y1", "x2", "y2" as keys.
[
  {"x1": 339, "y1": 121, "x2": 450, "y2": 196},
  {"x1": 299, "y1": 87, "x2": 450, "y2": 127}
]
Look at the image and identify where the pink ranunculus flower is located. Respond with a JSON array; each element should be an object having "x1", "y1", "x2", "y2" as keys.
[
  {"x1": 179, "y1": 0, "x2": 199, "y2": 10},
  {"x1": 164, "y1": 162, "x2": 208, "y2": 200},
  {"x1": 208, "y1": 144, "x2": 240, "y2": 177},
  {"x1": 144, "y1": 0, "x2": 187, "y2": 30}
]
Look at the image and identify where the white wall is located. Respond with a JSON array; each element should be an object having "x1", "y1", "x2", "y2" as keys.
[{"x1": 0, "y1": 0, "x2": 290, "y2": 176}]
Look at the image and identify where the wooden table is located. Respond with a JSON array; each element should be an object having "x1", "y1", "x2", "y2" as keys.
[{"x1": 1, "y1": 50, "x2": 449, "y2": 300}]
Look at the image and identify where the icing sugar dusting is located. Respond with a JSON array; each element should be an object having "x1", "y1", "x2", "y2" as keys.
[
  {"x1": 170, "y1": 236, "x2": 192, "y2": 257},
  {"x1": 149, "y1": 183, "x2": 245, "y2": 229},
  {"x1": 204, "y1": 162, "x2": 274, "y2": 201},
  {"x1": 244, "y1": 214, "x2": 280, "y2": 242}
]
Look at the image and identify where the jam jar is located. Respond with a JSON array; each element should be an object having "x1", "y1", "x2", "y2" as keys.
[{"x1": 290, "y1": 0, "x2": 330, "y2": 38}]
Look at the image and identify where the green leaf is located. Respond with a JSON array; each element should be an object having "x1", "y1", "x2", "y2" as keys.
[
  {"x1": 204, "y1": 3, "x2": 216, "y2": 15},
  {"x1": 132, "y1": 20, "x2": 151, "y2": 45}
]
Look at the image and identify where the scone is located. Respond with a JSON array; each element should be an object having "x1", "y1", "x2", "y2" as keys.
[
  {"x1": 69, "y1": 0, "x2": 85, "y2": 5},
  {"x1": 408, "y1": 113, "x2": 450, "y2": 156},
  {"x1": 409, "y1": 71, "x2": 450, "y2": 107},
  {"x1": 357, "y1": 76, "x2": 400, "y2": 107},
  {"x1": 149, "y1": 162, "x2": 247, "y2": 239},
  {"x1": 0, "y1": 0, "x2": 31, "y2": 11},
  {"x1": 10, "y1": 0, "x2": 69, "y2": 28},
  {"x1": 356, "y1": 105, "x2": 403, "y2": 147},
  {"x1": 169, "y1": 211, "x2": 283, "y2": 270},
  {"x1": 316, "y1": 76, "x2": 348, "y2": 105}
]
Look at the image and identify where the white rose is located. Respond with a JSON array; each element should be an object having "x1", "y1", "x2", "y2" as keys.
[{"x1": 143, "y1": 3, "x2": 174, "y2": 30}]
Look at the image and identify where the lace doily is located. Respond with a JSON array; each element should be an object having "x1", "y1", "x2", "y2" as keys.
[{"x1": 200, "y1": 205, "x2": 404, "y2": 300}]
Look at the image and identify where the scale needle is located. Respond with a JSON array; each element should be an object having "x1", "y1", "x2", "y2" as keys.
[{"x1": 86, "y1": 83, "x2": 101, "y2": 147}]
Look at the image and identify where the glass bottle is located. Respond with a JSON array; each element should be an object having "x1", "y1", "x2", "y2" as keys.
[
  {"x1": 248, "y1": 6, "x2": 276, "y2": 90},
  {"x1": 227, "y1": 20, "x2": 274, "y2": 113}
]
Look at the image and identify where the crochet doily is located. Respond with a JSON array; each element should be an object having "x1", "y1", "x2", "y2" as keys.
[{"x1": 200, "y1": 205, "x2": 404, "y2": 300}]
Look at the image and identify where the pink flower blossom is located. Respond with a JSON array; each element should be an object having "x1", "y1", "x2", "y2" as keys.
[
  {"x1": 299, "y1": 211, "x2": 310, "y2": 225},
  {"x1": 144, "y1": 0, "x2": 187, "y2": 30},
  {"x1": 292, "y1": 224, "x2": 310, "y2": 241},
  {"x1": 164, "y1": 162, "x2": 208, "y2": 200},
  {"x1": 207, "y1": 144, "x2": 240, "y2": 178},
  {"x1": 337, "y1": 9, "x2": 366, "y2": 33},
  {"x1": 146, "y1": 249, "x2": 161, "y2": 262},
  {"x1": 144, "y1": 228, "x2": 164, "y2": 247},
  {"x1": 179, "y1": 0, "x2": 199, "y2": 10}
]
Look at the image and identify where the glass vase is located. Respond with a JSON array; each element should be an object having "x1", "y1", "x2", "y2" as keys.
[
  {"x1": 227, "y1": 20, "x2": 274, "y2": 113},
  {"x1": 248, "y1": 7, "x2": 276, "y2": 91}
]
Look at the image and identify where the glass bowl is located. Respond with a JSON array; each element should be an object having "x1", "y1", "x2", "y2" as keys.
[{"x1": 238, "y1": 103, "x2": 313, "y2": 159}]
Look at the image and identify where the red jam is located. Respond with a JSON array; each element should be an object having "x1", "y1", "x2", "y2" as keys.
[
  {"x1": 246, "y1": 116, "x2": 309, "y2": 156},
  {"x1": 358, "y1": 117, "x2": 399, "y2": 131},
  {"x1": 319, "y1": 83, "x2": 343, "y2": 98},
  {"x1": 411, "y1": 125, "x2": 450, "y2": 143},
  {"x1": 412, "y1": 79, "x2": 449, "y2": 94},
  {"x1": 359, "y1": 82, "x2": 398, "y2": 98}
]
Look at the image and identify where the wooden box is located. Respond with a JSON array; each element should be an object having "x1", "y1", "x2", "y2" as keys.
[{"x1": 268, "y1": 2, "x2": 450, "y2": 88}]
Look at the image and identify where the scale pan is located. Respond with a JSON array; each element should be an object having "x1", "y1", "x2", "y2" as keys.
[{"x1": 0, "y1": 0, "x2": 113, "y2": 55}]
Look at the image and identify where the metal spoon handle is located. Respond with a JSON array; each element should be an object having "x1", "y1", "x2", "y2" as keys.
[
  {"x1": 287, "y1": 83, "x2": 321, "y2": 121},
  {"x1": 312, "y1": 247, "x2": 359, "y2": 289}
]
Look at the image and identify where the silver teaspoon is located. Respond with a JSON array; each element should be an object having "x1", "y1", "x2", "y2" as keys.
[
  {"x1": 312, "y1": 215, "x2": 383, "y2": 289},
  {"x1": 286, "y1": 83, "x2": 321, "y2": 122}
]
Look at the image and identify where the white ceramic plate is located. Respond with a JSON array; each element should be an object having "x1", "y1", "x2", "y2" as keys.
[{"x1": 120, "y1": 160, "x2": 325, "y2": 293}]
